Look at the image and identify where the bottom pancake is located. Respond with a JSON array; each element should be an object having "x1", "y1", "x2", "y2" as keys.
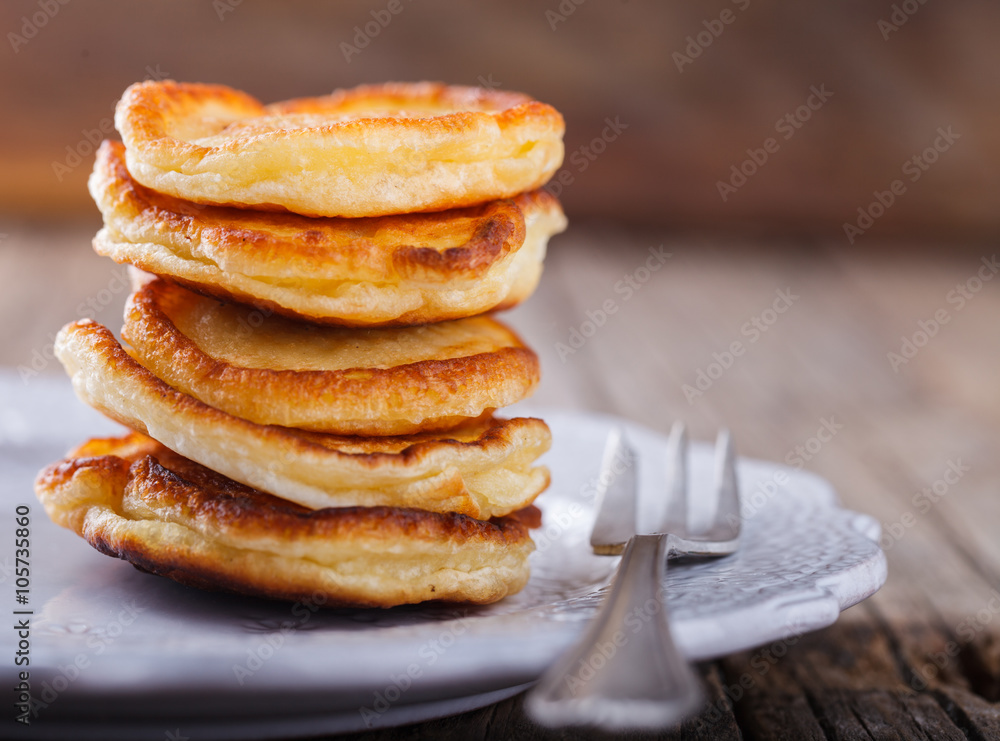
[{"x1": 35, "y1": 433, "x2": 540, "y2": 607}]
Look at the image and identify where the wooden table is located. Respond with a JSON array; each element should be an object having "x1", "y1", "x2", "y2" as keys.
[{"x1": 3, "y1": 224, "x2": 1000, "y2": 739}]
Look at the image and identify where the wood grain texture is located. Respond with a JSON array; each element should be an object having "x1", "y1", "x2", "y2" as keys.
[{"x1": 3, "y1": 224, "x2": 999, "y2": 738}]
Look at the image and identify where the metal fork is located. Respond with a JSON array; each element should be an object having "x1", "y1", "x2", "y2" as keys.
[{"x1": 526, "y1": 422, "x2": 741, "y2": 730}]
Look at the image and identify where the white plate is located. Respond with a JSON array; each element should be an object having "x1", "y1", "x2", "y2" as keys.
[{"x1": 0, "y1": 374, "x2": 886, "y2": 739}]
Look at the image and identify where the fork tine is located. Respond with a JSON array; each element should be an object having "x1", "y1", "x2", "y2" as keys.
[
  {"x1": 659, "y1": 421, "x2": 688, "y2": 533},
  {"x1": 712, "y1": 429, "x2": 741, "y2": 539},
  {"x1": 590, "y1": 427, "x2": 638, "y2": 554}
]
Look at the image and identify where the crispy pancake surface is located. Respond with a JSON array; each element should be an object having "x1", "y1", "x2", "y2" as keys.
[
  {"x1": 56, "y1": 320, "x2": 551, "y2": 519},
  {"x1": 34, "y1": 433, "x2": 539, "y2": 606},
  {"x1": 91, "y1": 142, "x2": 566, "y2": 326},
  {"x1": 122, "y1": 279, "x2": 540, "y2": 435},
  {"x1": 115, "y1": 81, "x2": 565, "y2": 218}
]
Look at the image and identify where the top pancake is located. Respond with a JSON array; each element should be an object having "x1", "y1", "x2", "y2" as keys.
[
  {"x1": 115, "y1": 80, "x2": 565, "y2": 218},
  {"x1": 90, "y1": 141, "x2": 567, "y2": 326}
]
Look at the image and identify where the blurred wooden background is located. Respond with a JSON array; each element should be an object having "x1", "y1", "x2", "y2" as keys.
[{"x1": 2, "y1": 0, "x2": 999, "y2": 239}]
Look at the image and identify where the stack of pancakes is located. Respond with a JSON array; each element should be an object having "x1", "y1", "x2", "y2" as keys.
[{"x1": 35, "y1": 81, "x2": 567, "y2": 607}]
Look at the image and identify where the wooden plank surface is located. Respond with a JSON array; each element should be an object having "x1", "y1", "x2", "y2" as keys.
[{"x1": 2, "y1": 224, "x2": 999, "y2": 738}]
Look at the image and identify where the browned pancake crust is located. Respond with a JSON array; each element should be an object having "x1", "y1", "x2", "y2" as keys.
[
  {"x1": 35, "y1": 434, "x2": 539, "y2": 606},
  {"x1": 114, "y1": 81, "x2": 564, "y2": 218},
  {"x1": 56, "y1": 320, "x2": 551, "y2": 518},
  {"x1": 93, "y1": 140, "x2": 539, "y2": 284},
  {"x1": 121, "y1": 278, "x2": 539, "y2": 435},
  {"x1": 90, "y1": 140, "x2": 565, "y2": 326}
]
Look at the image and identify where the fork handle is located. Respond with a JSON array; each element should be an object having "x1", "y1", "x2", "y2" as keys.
[{"x1": 526, "y1": 534, "x2": 704, "y2": 729}]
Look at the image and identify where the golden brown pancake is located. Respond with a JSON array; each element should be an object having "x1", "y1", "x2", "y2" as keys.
[
  {"x1": 56, "y1": 320, "x2": 551, "y2": 520},
  {"x1": 114, "y1": 80, "x2": 565, "y2": 218},
  {"x1": 122, "y1": 278, "x2": 540, "y2": 436},
  {"x1": 90, "y1": 141, "x2": 567, "y2": 326},
  {"x1": 35, "y1": 433, "x2": 540, "y2": 606}
]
